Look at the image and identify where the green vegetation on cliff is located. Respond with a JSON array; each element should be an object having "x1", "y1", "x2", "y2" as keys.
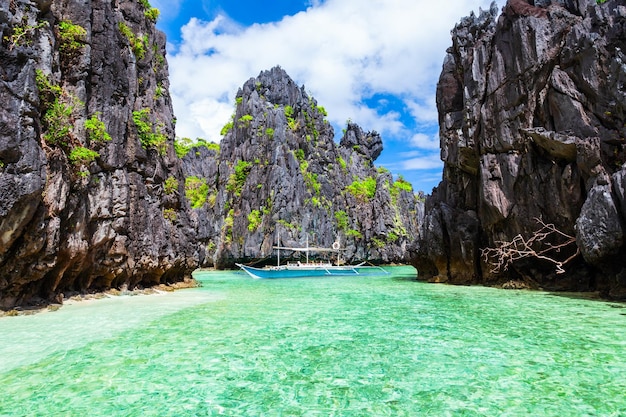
[
  {"x1": 3, "y1": 20, "x2": 47, "y2": 50},
  {"x1": 35, "y1": 70, "x2": 106, "y2": 179},
  {"x1": 85, "y1": 113, "x2": 111, "y2": 143},
  {"x1": 221, "y1": 118, "x2": 234, "y2": 136},
  {"x1": 58, "y1": 21, "x2": 86, "y2": 56},
  {"x1": 185, "y1": 176, "x2": 209, "y2": 209},
  {"x1": 334, "y1": 210, "x2": 349, "y2": 230},
  {"x1": 390, "y1": 176, "x2": 413, "y2": 203},
  {"x1": 346, "y1": 177, "x2": 377, "y2": 201},
  {"x1": 164, "y1": 176, "x2": 179, "y2": 194},
  {"x1": 118, "y1": 22, "x2": 148, "y2": 59},
  {"x1": 238, "y1": 114, "x2": 254, "y2": 128},
  {"x1": 42, "y1": 99, "x2": 73, "y2": 146},
  {"x1": 227, "y1": 160, "x2": 253, "y2": 197},
  {"x1": 247, "y1": 210, "x2": 263, "y2": 232},
  {"x1": 133, "y1": 109, "x2": 167, "y2": 154},
  {"x1": 163, "y1": 208, "x2": 176, "y2": 222},
  {"x1": 284, "y1": 105, "x2": 299, "y2": 131},
  {"x1": 139, "y1": 0, "x2": 161, "y2": 22},
  {"x1": 35, "y1": 70, "x2": 72, "y2": 146},
  {"x1": 174, "y1": 137, "x2": 220, "y2": 158},
  {"x1": 69, "y1": 147, "x2": 99, "y2": 177}
]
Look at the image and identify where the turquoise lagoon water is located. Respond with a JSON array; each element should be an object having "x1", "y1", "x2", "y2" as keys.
[{"x1": 1, "y1": 266, "x2": 625, "y2": 416}]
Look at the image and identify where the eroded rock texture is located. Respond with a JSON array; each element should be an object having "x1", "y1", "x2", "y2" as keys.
[
  {"x1": 411, "y1": 0, "x2": 626, "y2": 298},
  {"x1": 0, "y1": 0, "x2": 199, "y2": 308},
  {"x1": 180, "y1": 67, "x2": 421, "y2": 268}
]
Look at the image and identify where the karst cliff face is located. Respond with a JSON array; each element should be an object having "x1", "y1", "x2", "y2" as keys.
[
  {"x1": 180, "y1": 67, "x2": 421, "y2": 268},
  {"x1": 0, "y1": 2, "x2": 419, "y2": 309},
  {"x1": 411, "y1": 0, "x2": 626, "y2": 297},
  {"x1": 0, "y1": 0, "x2": 199, "y2": 308}
]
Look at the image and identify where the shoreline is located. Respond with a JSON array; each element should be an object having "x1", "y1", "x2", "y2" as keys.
[
  {"x1": 0, "y1": 277, "x2": 201, "y2": 318},
  {"x1": 4, "y1": 267, "x2": 623, "y2": 318}
]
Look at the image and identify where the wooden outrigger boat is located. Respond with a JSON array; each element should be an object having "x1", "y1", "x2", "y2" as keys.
[{"x1": 236, "y1": 237, "x2": 388, "y2": 279}]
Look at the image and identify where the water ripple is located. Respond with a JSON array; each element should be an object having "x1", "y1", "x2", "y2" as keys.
[{"x1": 1, "y1": 267, "x2": 625, "y2": 416}]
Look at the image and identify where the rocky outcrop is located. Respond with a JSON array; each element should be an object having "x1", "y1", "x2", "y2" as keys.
[
  {"x1": 411, "y1": 0, "x2": 626, "y2": 298},
  {"x1": 0, "y1": 0, "x2": 199, "y2": 308},
  {"x1": 180, "y1": 67, "x2": 421, "y2": 268},
  {"x1": 0, "y1": 12, "x2": 419, "y2": 310},
  {"x1": 0, "y1": 3, "x2": 420, "y2": 308}
]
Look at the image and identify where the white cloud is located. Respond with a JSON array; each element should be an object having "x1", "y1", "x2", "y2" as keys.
[
  {"x1": 166, "y1": 0, "x2": 505, "y2": 156},
  {"x1": 410, "y1": 133, "x2": 440, "y2": 151},
  {"x1": 401, "y1": 155, "x2": 445, "y2": 170},
  {"x1": 406, "y1": 97, "x2": 439, "y2": 127},
  {"x1": 305, "y1": 0, "x2": 325, "y2": 7},
  {"x1": 378, "y1": 147, "x2": 443, "y2": 192}
]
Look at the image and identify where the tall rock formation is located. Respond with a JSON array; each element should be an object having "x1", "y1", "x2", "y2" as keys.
[
  {"x1": 411, "y1": 0, "x2": 626, "y2": 298},
  {"x1": 0, "y1": 4, "x2": 419, "y2": 311},
  {"x1": 180, "y1": 67, "x2": 421, "y2": 268},
  {"x1": 0, "y1": 0, "x2": 199, "y2": 308}
]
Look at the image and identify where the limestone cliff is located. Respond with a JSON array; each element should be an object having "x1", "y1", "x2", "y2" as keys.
[
  {"x1": 180, "y1": 67, "x2": 421, "y2": 268},
  {"x1": 0, "y1": 2, "x2": 419, "y2": 309},
  {"x1": 0, "y1": 0, "x2": 199, "y2": 308},
  {"x1": 411, "y1": 0, "x2": 626, "y2": 298}
]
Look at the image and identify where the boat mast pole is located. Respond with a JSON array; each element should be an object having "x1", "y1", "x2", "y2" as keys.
[
  {"x1": 277, "y1": 231, "x2": 280, "y2": 267},
  {"x1": 306, "y1": 235, "x2": 309, "y2": 264}
]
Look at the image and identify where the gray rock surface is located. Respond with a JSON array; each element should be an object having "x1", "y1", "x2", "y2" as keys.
[
  {"x1": 411, "y1": 0, "x2": 626, "y2": 297},
  {"x1": 576, "y1": 184, "x2": 623, "y2": 265},
  {"x1": 180, "y1": 67, "x2": 421, "y2": 269},
  {"x1": 0, "y1": 0, "x2": 199, "y2": 308},
  {"x1": 0, "y1": 4, "x2": 419, "y2": 310}
]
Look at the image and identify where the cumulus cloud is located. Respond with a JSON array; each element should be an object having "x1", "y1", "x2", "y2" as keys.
[
  {"x1": 306, "y1": 0, "x2": 326, "y2": 7},
  {"x1": 406, "y1": 97, "x2": 439, "y2": 127},
  {"x1": 401, "y1": 155, "x2": 445, "y2": 170},
  {"x1": 410, "y1": 133, "x2": 440, "y2": 151},
  {"x1": 166, "y1": 0, "x2": 505, "y2": 181}
]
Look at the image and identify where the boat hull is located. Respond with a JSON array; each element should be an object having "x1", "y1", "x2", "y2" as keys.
[{"x1": 236, "y1": 263, "x2": 387, "y2": 279}]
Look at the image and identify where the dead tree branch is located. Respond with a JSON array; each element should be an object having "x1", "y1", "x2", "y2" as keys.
[{"x1": 481, "y1": 218, "x2": 579, "y2": 275}]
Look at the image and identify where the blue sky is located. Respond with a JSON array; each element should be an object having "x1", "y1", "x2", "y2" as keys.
[{"x1": 152, "y1": 0, "x2": 506, "y2": 193}]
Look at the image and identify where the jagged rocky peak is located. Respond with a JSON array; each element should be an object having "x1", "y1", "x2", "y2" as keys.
[
  {"x1": 412, "y1": 0, "x2": 626, "y2": 298},
  {"x1": 241, "y1": 66, "x2": 306, "y2": 108},
  {"x1": 180, "y1": 66, "x2": 421, "y2": 269},
  {"x1": 221, "y1": 66, "x2": 333, "y2": 156},
  {"x1": 454, "y1": 1, "x2": 499, "y2": 41},
  {"x1": 340, "y1": 122, "x2": 383, "y2": 163}
]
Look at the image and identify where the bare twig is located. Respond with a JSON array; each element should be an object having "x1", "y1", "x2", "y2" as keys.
[
  {"x1": 4, "y1": 20, "x2": 48, "y2": 51},
  {"x1": 481, "y1": 218, "x2": 579, "y2": 275}
]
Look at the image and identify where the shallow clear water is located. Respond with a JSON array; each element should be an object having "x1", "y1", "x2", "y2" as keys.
[{"x1": 1, "y1": 266, "x2": 626, "y2": 416}]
